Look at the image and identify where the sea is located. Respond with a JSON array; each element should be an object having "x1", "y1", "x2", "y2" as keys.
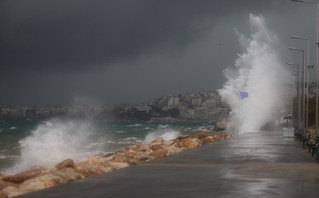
[{"x1": 0, "y1": 119, "x2": 217, "y2": 175}]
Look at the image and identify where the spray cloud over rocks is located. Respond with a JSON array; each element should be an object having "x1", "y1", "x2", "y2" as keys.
[
  {"x1": 5, "y1": 119, "x2": 108, "y2": 174},
  {"x1": 144, "y1": 128, "x2": 181, "y2": 144},
  {"x1": 219, "y1": 14, "x2": 290, "y2": 134}
]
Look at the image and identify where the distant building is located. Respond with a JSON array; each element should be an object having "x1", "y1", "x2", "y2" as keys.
[{"x1": 168, "y1": 97, "x2": 179, "y2": 107}]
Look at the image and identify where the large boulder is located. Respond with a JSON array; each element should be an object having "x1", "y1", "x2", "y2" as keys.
[
  {"x1": 165, "y1": 144, "x2": 185, "y2": 155},
  {"x1": 108, "y1": 162, "x2": 129, "y2": 169},
  {"x1": 174, "y1": 137, "x2": 201, "y2": 149},
  {"x1": 55, "y1": 159, "x2": 75, "y2": 170},
  {"x1": 19, "y1": 171, "x2": 83, "y2": 196},
  {"x1": 201, "y1": 136, "x2": 214, "y2": 144},
  {"x1": 150, "y1": 149, "x2": 168, "y2": 158},
  {"x1": 75, "y1": 156, "x2": 114, "y2": 177},
  {"x1": 0, "y1": 181, "x2": 8, "y2": 191},
  {"x1": 150, "y1": 137, "x2": 164, "y2": 146},
  {"x1": 176, "y1": 135, "x2": 190, "y2": 140},
  {"x1": 112, "y1": 152, "x2": 132, "y2": 163},
  {"x1": 125, "y1": 144, "x2": 149, "y2": 153},
  {"x1": 194, "y1": 132, "x2": 208, "y2": 139},
  {"x1": 130, "y1": 152, "x2": 153, "y2": 163},
  {"x1": 0, "y1": 190, "x2": 8, "y2": 198},
  {"x1": 150, "y1": 144, "x2": 164, "y2": 151},
  {"x1": 2, "y1": 186, "x2": 19, "y2": 198},
  {"x1": 162, "y1": 140, "x2": 175, "y2": 147},
  {"x1": 2, "y1": 169, "x2": 42, "y2": 184},
  {"x1": 111, "y1": 152, "x2": 147, "y2": 166},
  {"x1": 214, "y1": 123, "x2": 226, "y2": 132}
]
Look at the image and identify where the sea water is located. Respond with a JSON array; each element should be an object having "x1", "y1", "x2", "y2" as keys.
[{"x1": 0, "y1": 120, "x2": 216, "y2": 174}]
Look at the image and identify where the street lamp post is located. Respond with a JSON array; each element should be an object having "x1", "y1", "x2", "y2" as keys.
[
  {"x1": 287, "y1": 62, "x2": 301, "y2": 129},
  {"x1": 290, "y1": 36, "x2": 310, "y2": 132},
  {"x1": 307, "y1": 65, "x2": 314, "y2": 133},
  {"x1": 291, "y1": 0, "x2": 319, "y2": 136},
  {"x1": 289, "y1": 47, "x2": 305, "y2": 133},
  {"x1": 290, "y1": 36, "x2": 310, "y2": 66}
]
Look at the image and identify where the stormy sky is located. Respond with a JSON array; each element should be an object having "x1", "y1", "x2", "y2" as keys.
[{"x1": 0, "y1": 0, "x2": 317, "y2": 105}]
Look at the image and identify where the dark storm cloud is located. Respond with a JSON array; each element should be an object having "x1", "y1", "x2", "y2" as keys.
[
  {"x1": 0, "y1": 0, "x2": 310, "y2": 105},
  {"x1": 0, "y1": 0, "x2": 285, "y2": 72}
]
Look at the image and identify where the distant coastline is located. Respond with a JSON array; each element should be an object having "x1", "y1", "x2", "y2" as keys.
[{"x1": 0, "y1": 91, "x2": 230, "y2": 122}]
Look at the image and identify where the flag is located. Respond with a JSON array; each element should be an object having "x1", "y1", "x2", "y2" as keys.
[{"x1": 240, "y1": 92, "x2": 248, "y2": 99}]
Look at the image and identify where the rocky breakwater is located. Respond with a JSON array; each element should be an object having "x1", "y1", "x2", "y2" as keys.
[{"x1": 0, "y1": 132, "x2": 231, "y2": 198}]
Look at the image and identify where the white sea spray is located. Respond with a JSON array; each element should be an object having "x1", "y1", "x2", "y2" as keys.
[
  {"x1": 144, "y1": 128, "x2": 180, "y2": 143},
  {"x1": 4, "y1": 119, "x2": 108, "y2": 174},
  {"x1": 219, "y1": 14, "x2": 290, "y2": 134}
]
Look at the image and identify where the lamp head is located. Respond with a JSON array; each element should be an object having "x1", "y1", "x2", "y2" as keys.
[
  {"x1": 290, "y1": 35, "x2": 299, "y2": 39},
  {"x1": 288, "y1": 47, "x2": 304, "y2": 52}
]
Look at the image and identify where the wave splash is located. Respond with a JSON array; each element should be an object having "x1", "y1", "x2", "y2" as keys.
[
  {"x1": 219, "y1": 14, "x2": 290, "y2": 134},
  {"x1": 144, "y1": 128, "x2": 180, "y2": 143},
  {"x1": 5, "y1": 119, "x2": 107, "y2": 174}
]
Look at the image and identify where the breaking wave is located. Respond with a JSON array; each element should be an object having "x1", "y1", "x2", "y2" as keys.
[
  {"x1": 219, "y1": 14, "x2": 290, "y2": 134},
  {"x1": 5, "y1": 119, "x2": 108, "y2": 174},
  {"x1": 144, "y1": 128, "x2": 180, "y2": 143}
]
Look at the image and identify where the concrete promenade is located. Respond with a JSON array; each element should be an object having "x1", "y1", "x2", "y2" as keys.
[{"x1": 18, "y1": 131, "x2": 319, "y2": 198}]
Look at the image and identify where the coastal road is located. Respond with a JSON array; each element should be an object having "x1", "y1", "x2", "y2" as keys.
[{"x1": 18, "y1": 131, "x2": 319, "y2": 198}]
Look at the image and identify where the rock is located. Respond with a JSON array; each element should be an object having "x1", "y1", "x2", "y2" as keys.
[
  {"x1": 165, "y1": 144, "x2": 185, "y2": 155},
  {"x1": 131, "y1": 152, "x2": 153, "y2": 162},
  {"x1": 102, "y1": 154, "x2": 115, "y2": 161},
  {"x1": 150, "y1": 137, "x2": 164, "y2": 146},
  {"x1": 55, "y1": 159, "x2": 75, "y2": 170},
  {"x1": 150, "y1": 144, "x2": 163, "y2": 151},
  {"x1": 2, "y1": 186, "x2": 19, "y2": 198},
  {"x1": 195, "y1": 132, "x2": 208, "y2": 139},
  {"x1": 2, "y1": 169, "x2": 42, "y2": 184},
  {"x1": 108, "y1": 162, "x2": 130, "y2": 169},
  {"x1": 128, "y1": 158, "x2": 142, "y2": 165},
  {"x1": 0, "y1": 191, "x2": 8, "y2": 198},
  {"x1": 162, "y1": 140, "x2": 175, "y2": 147},
  {"x1": 176, "y1": 135, "x2": 190, "y2": 140},
  {"x1": 212, "y1": 134, "x2": 221, "y2": 141},
  {"x1": 75, "y1": 156, "x2": 114, "y2": 177},
  {"x1": 16, "y1": 171, "x2": 84, "y2": 196},
  {"x1": 201, "y1": 136, "x2": 213, "y2": 144},
  {"x1": 214, "y1": 123, "x2": 226, "y2": 132},
  {"x1": 125, "y1": 144, "x2": 149, "y2": 153},
  {"x1": 175, "y1": 139, "x2": 186, "y2": 148},
  {"x1": 112, "y1": 152, "x2": 132, "y2": 163},
  {"x1": 175, "y1": 138, "x2": 201, "y2": 149},
  {"x1": 183, "y1": 139, "x2": 199, "y2": 148},
  {"x1": 0, "y1": 181, "x2": 8, "y2": 191},
  {"x1": 212, "y1": 134, "x2": 231, "y2": 141},
  {"x1": 150, "y1": 149, "x2": 168, "y2": 158},
  {"x1": 103, "y1": 153, "x2": 114, "y2": 158}
]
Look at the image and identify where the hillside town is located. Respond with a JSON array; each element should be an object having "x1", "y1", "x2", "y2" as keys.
[{"x1": 0, "y1": 91, "x2": 230, "y2": 122}]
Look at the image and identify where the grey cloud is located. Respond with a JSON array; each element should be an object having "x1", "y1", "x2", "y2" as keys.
[
  {"x1": 0, "y1": 0, "x2": 287, "y2": 72},
  {"x1": 0, "y1": 0, "x2": 312, "y2": 105}
]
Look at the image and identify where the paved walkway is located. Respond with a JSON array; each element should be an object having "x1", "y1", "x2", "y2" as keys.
[{"x1": 18, "y1": 131, "x2": 319, "y2": 198}]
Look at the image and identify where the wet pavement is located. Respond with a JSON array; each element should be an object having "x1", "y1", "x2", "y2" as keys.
[{"x1": 18, "y1": 131, "x2": 319, "y2": 198}]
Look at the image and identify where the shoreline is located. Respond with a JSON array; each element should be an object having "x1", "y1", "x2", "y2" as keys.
[{"x1": 0, "y1": 131, "x2": 231, "y2": 198}]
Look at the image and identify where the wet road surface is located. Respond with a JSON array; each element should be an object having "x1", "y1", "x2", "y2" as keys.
[{"x1": 18, "y1": 131, "x2": 319, "y2": 198}]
